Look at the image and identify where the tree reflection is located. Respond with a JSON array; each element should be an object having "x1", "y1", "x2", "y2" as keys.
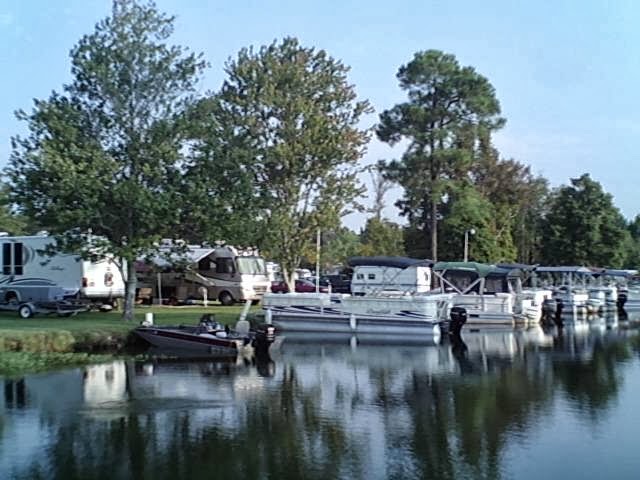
[
  {"x1": 6, "y1": 327, "x2": 640, "y2": 480},
  {"x1": 11, "y1": 361, "x2": 357, "y2": 480}
]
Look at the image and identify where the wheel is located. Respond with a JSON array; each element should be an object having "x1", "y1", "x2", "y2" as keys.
[
  {"x1": 5, "y1": 292, "x2": 18, "y2": 304},
  {"x1": 18, "y1": 304, "x2": 33, "y2": 319},
  {"x1": 219, "y1": 291, "x2": 234, "y2": 306}
]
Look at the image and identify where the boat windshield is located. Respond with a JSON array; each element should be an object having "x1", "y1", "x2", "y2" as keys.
[{"x1": 236, "y1": 256, "x2": 267, "y2": 275}]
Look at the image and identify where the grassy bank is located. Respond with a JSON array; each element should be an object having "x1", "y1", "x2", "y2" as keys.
[
  {"x1": 0, "y1": 351, "x2": 117, "y2": 377},
  {"x1": 0, "y1": 304, "x2": 257, "y2": 354}
]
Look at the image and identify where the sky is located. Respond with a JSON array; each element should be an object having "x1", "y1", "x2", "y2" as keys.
[{"x1": 1, "y1": 0, "x2": 639, "y2": 231}]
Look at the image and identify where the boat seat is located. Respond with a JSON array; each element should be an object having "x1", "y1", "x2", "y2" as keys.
[{"x1": 235, "y1": 319, "x2": 250, "y2": 335}]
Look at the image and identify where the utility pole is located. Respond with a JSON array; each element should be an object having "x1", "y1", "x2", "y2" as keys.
[
  {"x1": 315, "y1": 229, "x2": 321, "y2": 293},
  {"x1": 464, "y1": 228, "x2": 476, "y2": 262}
]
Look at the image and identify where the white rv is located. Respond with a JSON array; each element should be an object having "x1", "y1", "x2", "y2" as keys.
[
  {"x1": 348, "y1": 256, "x2": 433, "y2": 296},
  {"x1": 0, "y1": 235, "x2": 125, "y2": 305},
  {"x1": 139, "y1": 244, "x2": 271, "y2": 305}
]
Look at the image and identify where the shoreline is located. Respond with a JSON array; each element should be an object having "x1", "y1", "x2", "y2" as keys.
[{"x1": 0, "y1": 305, "x2": 256, "y2": 376}]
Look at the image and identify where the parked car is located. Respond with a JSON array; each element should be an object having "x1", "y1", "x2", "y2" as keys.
[
  {"x1": 270, "y1": 279, "x2": 329, "y2": 294},
  {"x1": 321, "y1": 274, "x2": 352, "y2": 294}
]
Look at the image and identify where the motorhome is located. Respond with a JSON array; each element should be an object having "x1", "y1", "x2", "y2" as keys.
[
  {"x1": 138, "y1": 244, "x2": 271, "y2": 305},
  {"x1": 0, "y1": 234, "x2": 125, "y2": 305},
  {"x1": 348, "y1": 256, "x2": 433, "y2": 295}
]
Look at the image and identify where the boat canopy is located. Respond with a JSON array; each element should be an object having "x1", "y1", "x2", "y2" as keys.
[
  {"x1": 535, "y1": 266, "x2": 593, "y2": 274},
  {"x1": 433, "y1": 261, "x2": 496, "y2": 278},
  {"x1": 601, "y1": 269, "x2": 638, "y2": 278},
  {"x1": 347, "y1": 256, "x2": 433, "y2": 269},
  {"x1": 496, "y1": 263, "x2": 537, "y2": 271}
]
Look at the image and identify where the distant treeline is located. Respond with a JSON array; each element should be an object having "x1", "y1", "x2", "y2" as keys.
[{"x1": 1, "y1": 1, "x2": 636, "y2": 318}]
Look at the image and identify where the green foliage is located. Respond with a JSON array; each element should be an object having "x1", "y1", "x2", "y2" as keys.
[
  {"x1": 469, "y1": 134, "x2": 549, "y2": 263},
  {"x1": 0, "y1": 352, "x2": 113, "y2": 377},
  {"x1": 309, "y1": 228, "x2": 361, "y2": 270},
  {"x1": 625, "y1": 215, "x2": 640, "y2": 268},
  {"x1": 0, "y1": 330, "x2": 75, "y2": 353},
  {"x1": 438, "y1": 185, "x2": 509, "y2": 262},
  {"x1": 359, "y1": 218, "x2": 405, "y2": 257},
  {"x1": 215, "y1": 37, "x2": 372, "y2": 287},
  {"x1": 378, "y1": 50, "x2": 504, "y2": 260},
  {"x1": 179, "y1": 96, "x2": 260, "y2": 245},
  {"x1": 6, "y1": 0, "x2": 207, "y2": 320},
  {"x1": 540, "y1": 174, "x2": 630, "y2": 267},
  {"x1": 0, "y1": 183, "x2": 28, "y2": 234}
]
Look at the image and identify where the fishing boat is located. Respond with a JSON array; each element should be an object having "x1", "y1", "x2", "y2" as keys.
[{"x1": 134, "y1": 315, "x2": 275, "y2": 355}]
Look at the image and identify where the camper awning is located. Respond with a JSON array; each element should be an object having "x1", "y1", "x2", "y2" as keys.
[
  {"x1": 433, "y1": 261, "x2": 497, "y2": 278},
  {"x1": 347, "y1": 256, "x2": 433, "y2": 269},
  {"x1": 140, "y1": 247, "x2": 215, "y2": 269}
]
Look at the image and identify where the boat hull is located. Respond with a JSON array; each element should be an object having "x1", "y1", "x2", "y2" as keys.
[
  {"x1": 268, "y1": 310, "x2": 442, "y2": 338},
  {"x1": 262, "y1": 293, "x2": 445, "y2": 338},
  {"x1": 134, "y1": 327, "x2": 244, "y2": 355}
]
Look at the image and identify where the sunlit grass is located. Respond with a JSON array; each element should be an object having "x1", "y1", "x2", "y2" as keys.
[{"x1": 0, "y1": 304, "x2": 261, "y2": 354}]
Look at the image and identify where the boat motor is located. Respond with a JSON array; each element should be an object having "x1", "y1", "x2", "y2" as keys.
[
  {"x1": 449, "y1": 307, "x2": 467, "y2": 337},
  {"x1": 253, "y1": 324, "x2": 277, "y2": 353}
]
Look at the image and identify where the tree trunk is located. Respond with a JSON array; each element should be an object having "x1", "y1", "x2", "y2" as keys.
[
  {"x1": 431, "y1": 199, "x2": 438, "y2": 261},
  {"x1": 283, "y1": 266, "x2": 296, "y2": 294},
  {"x1": 123, "y1": 260, "x2": 137, "y2": 321}
]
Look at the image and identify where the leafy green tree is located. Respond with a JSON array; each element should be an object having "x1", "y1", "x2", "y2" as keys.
[
  {"x1": 540, "y1": 174, "x2": 630, "y2": 267},
  {"x1": 437, "y1": 185, "x2": 508, "y2": 262},
  {"x1": 6, "y1": 0, "x2": 207, "y2": 320},
  {"x1": 0, "y1": 183, "x2": 28, "y2": 235},
  {"x1": 625, "y1": 215, "x2": 640, "y2": 268},
  {"x1": 215, "y1": 37, "x2": 371, "y2": 289},
  {"x1": 359, "y1": 217, "x2": 405, "y2": 257},
  {"x1": 316, "y1": 227, "x2": 361, "y2": 271},
  {"x1": 179, "y1": 96, "x2": 259, "y2": 245},
  {"x1": 471, "y1": 134, "x2": 549, "y2": 263},
  {"x1": 378, "y1": 50, "x2": 504, "y2": 261}
]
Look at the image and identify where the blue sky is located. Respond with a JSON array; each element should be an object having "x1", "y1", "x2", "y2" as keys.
[{"x1": 1, "y1": 0, "x2": 639, "y2": 230}]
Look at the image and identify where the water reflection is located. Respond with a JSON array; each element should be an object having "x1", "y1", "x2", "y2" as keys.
[{"x1": 3, "y1": 317, "x2": 640, "y2": 480}]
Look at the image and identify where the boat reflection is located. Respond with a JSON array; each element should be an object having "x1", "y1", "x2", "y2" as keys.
[{"x1": 3, "y1": 320, "x2": 640, "y2": 480}]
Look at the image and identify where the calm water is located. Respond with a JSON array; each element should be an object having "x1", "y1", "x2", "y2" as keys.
[{"x1": 3, "y1": 314, "x2": 640, "y2": 479}]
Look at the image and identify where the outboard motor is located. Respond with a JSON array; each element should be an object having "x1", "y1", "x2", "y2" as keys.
[
  {"x1": 617, "y1": 292, "x2": 627, "y2": 312},
  {"x1": 449, "y1": 307, "x2": 467, "y2": 337},
  {"x1": 253, "y1": 323, "x2": 276, "y2": 354}
]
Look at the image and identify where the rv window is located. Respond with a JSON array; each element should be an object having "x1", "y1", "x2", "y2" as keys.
[
  {"x1": 215, "y1": 258, "x2": 235, "y2": 274},
  {"x1": 368, "y1": 273, "x2": 376, "y2": 280},
  {"x1": 2, "y1": 243, "x2": 10, "y2": 275},
  {"x1": 198, "y1": 258, "x2": 213, "y2": 271},
  {"x1": 356, "y1": 273, "x2": 364, "y2": 280},
  {"x1": 13, "y1": 243, "x2": 23, "y2": 275}
]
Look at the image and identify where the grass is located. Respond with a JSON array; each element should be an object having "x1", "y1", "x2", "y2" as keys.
[
  {"x1": 0, "y1": 351, "x2": 116, "y2": 377},
  {"x1": 0, "y1": 304, "x2": 260, "y2": 354}
]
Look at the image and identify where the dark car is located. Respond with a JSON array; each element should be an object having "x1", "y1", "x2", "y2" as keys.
[
  {"x1": 270, "y1": 278, "x2": 329, "y2": 294},
  {"x1": 321, "y1": 274, "x2": 352, "y2": 294}
]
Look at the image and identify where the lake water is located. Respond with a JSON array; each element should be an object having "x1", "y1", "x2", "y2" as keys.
[{"x1": 3, "y1": 314, "x2": 640, "y2": 479}]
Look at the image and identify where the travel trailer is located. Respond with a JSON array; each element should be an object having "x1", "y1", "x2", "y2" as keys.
[
  {"x1": 348, "y1": 256, "x2": 433, "y2": 295},
  {"x1": 0, "y1": 234, "x2": 125, "y2": 305},
  {"x1": 138, "y1": 244, "x2": 271, "y2": 305}
]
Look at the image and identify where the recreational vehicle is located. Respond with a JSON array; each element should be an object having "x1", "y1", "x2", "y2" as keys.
[
  {"x1": 348, "y1": 256, "x2": 433, "y2": 295},
  {"x1": 138, "y1": 244, "x2": 271, "y2": 305},
  {"x1": 0, "y1": 235, "x2": 125, "y2": 305}
]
